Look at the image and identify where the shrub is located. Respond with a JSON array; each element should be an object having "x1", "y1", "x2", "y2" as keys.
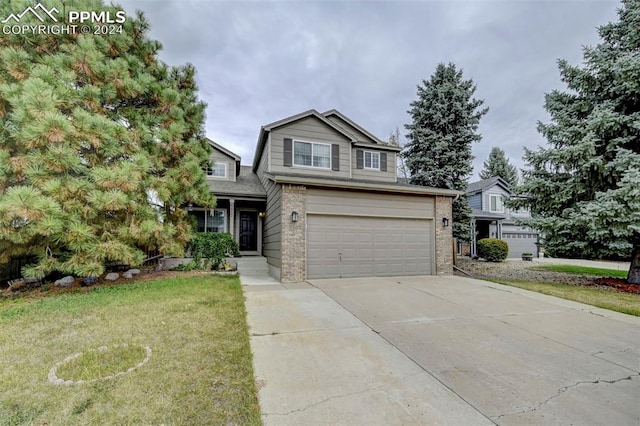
[
  {"x1": 477, "y1": 238, "x2": 509, "y2": 262},
  {"x1": 187, "y1": 233, "x2": 240, "y2": 270}
]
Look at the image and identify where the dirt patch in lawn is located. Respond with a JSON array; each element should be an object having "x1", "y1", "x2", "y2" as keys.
[{"x1": 456, "y1": 258, "x2": 639, "y2": 295}]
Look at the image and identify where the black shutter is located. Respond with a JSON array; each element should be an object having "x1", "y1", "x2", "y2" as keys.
[
  {"x1": 283, "y1": 138, "x2": 292, "y2": 167},
  {"x1": 356, "y1": 149, "x2": 363, "y2": 169},
  {"x1": 331, "y1": 144, "x2": 340, "y2": 171},
  {"x1": 380, "y1": 152, "x2": 387, "y2": 172}
]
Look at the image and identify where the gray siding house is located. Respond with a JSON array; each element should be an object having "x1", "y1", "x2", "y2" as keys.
[
  {"x1": 193, "y1": 109, "x2": 460, "y2": 282},
  {"x1": 467, "y1": 177, "x2": 540, "y2": 258}
]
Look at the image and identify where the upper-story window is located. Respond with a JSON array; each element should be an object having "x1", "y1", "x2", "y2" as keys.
[
  {"x1": 489, "y1": 194, "x2": 504, "y2": 212},
  {"x1": 364, "y1": 151, "x2": 380, "y2": 169},
  {"x1": 204, "y1": 162, "x2": 227, "y2": 178},
  {"x1": 294, "y1": 141, "x2": 331, "y2": 169}
]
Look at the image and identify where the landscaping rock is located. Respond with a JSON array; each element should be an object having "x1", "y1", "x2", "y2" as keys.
[
  {"x1": 83, "y1": 276, "x2": 98, "y2": 286},
  {"x1": 54, "y1": 276, "x2": 75, "y2": 287},
  {"x1": 123, "y1": 271, "x2": 133, "y2": 279},
  {"x1": 104, "y1": 272, "x2": 119, "y2": 281},
  {"x1": 126, "y1": 268, "x2": 141, "y2": 275}
]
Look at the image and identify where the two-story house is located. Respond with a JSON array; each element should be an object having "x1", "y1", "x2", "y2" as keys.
[
  {"x1": 193, "y1": 109, "x2": 459, "y2": 282},
  {"x1": 467, "y1": 176, "x2": 540, "y2": 258}
]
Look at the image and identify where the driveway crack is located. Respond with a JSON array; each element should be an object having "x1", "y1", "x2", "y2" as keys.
[
  {"x1": 262, "y1": 373, "x2": 415, "y2": 418},
  {"x1": 492, "y1": 373, "x2": 640, "y2": 421}
]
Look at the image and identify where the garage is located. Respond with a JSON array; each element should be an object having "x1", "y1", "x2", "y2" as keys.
[
  {"x1": 307, "y1": 215, "x2": 433, "y2": 279},
  {"x1": 501, "y1": 232, "x2": 539, "y2": 258}
]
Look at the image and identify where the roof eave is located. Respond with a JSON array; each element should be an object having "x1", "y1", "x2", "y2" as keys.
[
  {"x1": 322, "y1": 109, "x2": 386, "y2": 145},
  {"x1": 267, "y1": 173, "x2": 461, "y2": 197}
]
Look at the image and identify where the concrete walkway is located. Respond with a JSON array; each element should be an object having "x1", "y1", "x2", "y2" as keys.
[{"x1": 244, "y1": 276, "x2": 640, "y2": 425}]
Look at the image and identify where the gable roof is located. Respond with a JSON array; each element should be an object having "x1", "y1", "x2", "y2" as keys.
[
  {"x1": 252, "y1": 109, "x2": 402, "y2": 171},
  {"x1": 207, "y1": 138, "x2": 240, "y2": 161},
  {"x1": 252, "y1": 109, "x2": 357, "y2": 171},
  {"x1": 467, "y1": 176, "x2": 511, "y2": 195},
  {"x1": 207, "y1": 138, "x2": 241, "y2": 177},
  {"x1": 322, "y1": 109, "x2": 385, "y2": 145}
]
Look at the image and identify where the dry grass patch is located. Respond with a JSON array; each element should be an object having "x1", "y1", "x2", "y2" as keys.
[
  {"x1": 490, "y1": 279, "x2": 640, "y2": 317},
  {"x1": 0, "y1": 275, "x2": 260, "y2": 425}
]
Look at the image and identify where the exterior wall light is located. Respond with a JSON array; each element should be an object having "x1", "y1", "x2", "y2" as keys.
[
  {"x1": 442, "y1": 217, "x2": 449, "y2": 227},
  {"x1": 258, "y1": 211, "x2": 266, "y2": 218},
  {"x1": 291, "y1": 211, "x2": 299, "y2": 222}
]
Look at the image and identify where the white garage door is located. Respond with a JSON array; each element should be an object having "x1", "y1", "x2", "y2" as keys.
[{"x1": 307, "y1": 215, "x2": 434, "y2": 279}]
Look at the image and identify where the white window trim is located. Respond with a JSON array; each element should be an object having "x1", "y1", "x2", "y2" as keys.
[
  {"x1": 200, "y1": 208, "x2": 227, "y2": 233},
  {"x1": 293, "y1": 139, "x2": 331, "y2": 169},
  {"x1": 363, "y1": 151, "x2": 380, "y2": 170},
  {"x1": 489, "y1": 194, "x2": 505, "y2": 213},
  {"x1": 205, "y1": 162, "x2": 227, "y2": 179}
]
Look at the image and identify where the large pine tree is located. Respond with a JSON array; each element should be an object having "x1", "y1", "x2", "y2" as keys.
[
  {"x1": 510, "y1": 0, "x2": 640, "y2": 284},
  {"x1": 404, "y1": 63, "x2": 488, "y2": 241},
  {"x1": 0, "y1": 0, "x2": 215, "y2": 278},
  {"x1": 479, "y1": 147, "x2": 518, "y2": 188}
]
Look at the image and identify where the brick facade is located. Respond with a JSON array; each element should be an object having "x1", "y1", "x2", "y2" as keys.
[
  {"x1": 281, "y1": 184, "x2": 307, "y2": 282},
  {"x1": 434, "y1": 195, "x2": 454, "y2": 275}
]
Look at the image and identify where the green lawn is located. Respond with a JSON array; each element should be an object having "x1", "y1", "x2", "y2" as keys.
[
  {"x1": 0, "y1": 274, "x2": 261, "y2": 425},
  {"x1": 527, "y1": 264, "x2": 628, "y2": 278},
  {"x1": 489, "y1": 279, "x2": 640, "y2": 317}
]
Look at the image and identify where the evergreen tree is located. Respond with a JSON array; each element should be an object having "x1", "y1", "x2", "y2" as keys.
[
  {"x1": 0, "y1": 0, "x2": 215, "y2": 278},
  {"x1": 389, "y1": 126, "x2": 410, "y2": 180},
  {"x1": 479, "y1": 146, "x2": 518, "y2": 188},
  {"x1": 404, "y1": 63, "x2": 488, "y2": 241},
  {"x1": 510, "y1": 0, "x2": 640, "y2": 284}
]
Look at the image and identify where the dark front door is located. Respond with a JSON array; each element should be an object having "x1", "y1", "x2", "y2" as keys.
[{"x1": 239, "y1": 211, "x2": 258, "y2": 251}]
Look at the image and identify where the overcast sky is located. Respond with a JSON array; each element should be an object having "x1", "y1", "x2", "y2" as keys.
[{"x1": 118, "y1": 0, "x2": 619, "y2": 180}]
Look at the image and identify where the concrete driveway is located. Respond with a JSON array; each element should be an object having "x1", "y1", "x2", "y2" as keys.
[{"x1": 244, "y1": 276, "x2": 640, "y2": 425}]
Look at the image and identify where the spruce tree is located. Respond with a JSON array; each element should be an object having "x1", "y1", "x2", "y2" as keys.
[
  {"x1": 0, "y1": 0, "x2": 215, "y2": 278},
  {"x1": 404, "y1": 63, "x2": 488, "y2": 241},
  {"x1": 510, "y1": 0, "x2": 640, "y2": 284},
  {"x1": 479, "y1": 147, "x2": 518, "y2": 188}
]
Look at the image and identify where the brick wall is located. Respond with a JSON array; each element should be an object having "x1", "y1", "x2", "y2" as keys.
[
  {"x1": 435, "y1": 195, "x2": 454, "y2": 275},
  {"x1": 281, "y1": 184, "x2": 306, "y2": 282}
]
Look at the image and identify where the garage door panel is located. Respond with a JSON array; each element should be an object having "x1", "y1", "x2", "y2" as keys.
[{"x1": 307, "y1": 215, "x2": 433, "y2": 279}]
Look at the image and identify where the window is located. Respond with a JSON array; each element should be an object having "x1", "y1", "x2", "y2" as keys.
[
  {"x1": 489, "y1": 195, "x2": 504, "y2": 212},
  {"x1": 204, "y1": 162, "x2": 227, "y2": 178},
  {"x1": 194, "y1": 209, "x2": 226, "y2": 233},
  {"x1": 364, "y1": 151, "x2": 380, "y2": 169},
  {"x1": 294, "y1": 141, "x2": 331, "y2": 168}
]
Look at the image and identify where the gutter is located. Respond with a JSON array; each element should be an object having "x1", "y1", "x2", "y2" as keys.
[{"x1": 267, "y1": 173, "x2": 462, "y2": 197}]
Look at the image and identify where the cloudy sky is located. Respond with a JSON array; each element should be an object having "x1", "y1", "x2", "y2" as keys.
[{"x1": 118, "y1": 0, "x2": 619, "y2": 179}]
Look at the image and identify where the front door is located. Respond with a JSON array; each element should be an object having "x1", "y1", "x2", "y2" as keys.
[{"x1": 239, "y1": 211, "x2": 258, "y2": 251}]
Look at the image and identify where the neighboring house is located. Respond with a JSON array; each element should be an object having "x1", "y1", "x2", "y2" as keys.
[
  {"x1": 466, "y1": 176, "x2": 540, "y2": 258},
  {"x1": 193, "y1": 109, "x2": 460, "y2": 282}
]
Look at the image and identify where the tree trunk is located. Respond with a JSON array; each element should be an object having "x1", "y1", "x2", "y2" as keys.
[{"x1": 628, "y1": 248, "x2": 640, "y2": 285}]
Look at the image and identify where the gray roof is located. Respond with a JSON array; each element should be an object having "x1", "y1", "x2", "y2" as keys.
[
  {"x1": 208, "y1": 166, "x2": 266, "y2": 199},
  {"x1": 467, "y1": 176, "x2": 510, "y2": 195}
]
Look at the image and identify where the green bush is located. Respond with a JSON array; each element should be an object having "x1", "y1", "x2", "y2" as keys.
[
  {"x1": 187, "y1": 233, "x2": 240, "y2": 270},
  {"x1": 477, "y1": 238, "x2": 509, "y2": 262}
]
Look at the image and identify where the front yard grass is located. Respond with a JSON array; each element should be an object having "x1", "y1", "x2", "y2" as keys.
[
  {"x1": 0, "y1": 274, "x2": 261, "y2": 425},
  {"x1": 490, "y1": 279, "x2": 640, "y2": 317},
  {"x1": 527, "y1": 264, "x2": 628, "y2": 278}
]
